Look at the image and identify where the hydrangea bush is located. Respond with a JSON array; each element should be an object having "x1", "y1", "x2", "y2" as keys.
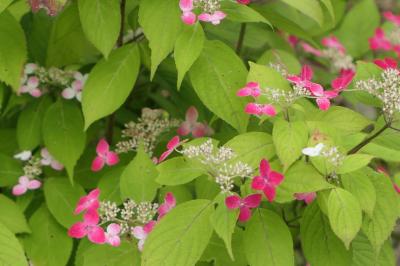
[{"x1": 0, "y1": 0, "x2": 400, "y2": 265}]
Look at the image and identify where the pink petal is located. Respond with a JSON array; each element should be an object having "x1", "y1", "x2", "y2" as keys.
[
  {"x1": 96, "y1": 139, "x2": 110, "y2": 155},
  {"x1": 19, "y1": 176, "x2": 30, "y2": 186},
  {"x1": 316, "y1": 97, "x2": 331, "y2": 111},
  {"x1": 321, "y1": 36, "x2": 345, "y2": 53},
  {"x1": 167, "y1": 136, "x2": 180, "y2": 150},
  {"x1": 84, "y1": 209, "x2": 100, "y2": 225},
  {"x1": 210, "y1": 11, "x2": 226, "y2": 24},
  {"x1": 192, "y1": 123, "x2": 207, "y2": 138},
  {"x1": 263, "y1": 184, "x2": 276, "y2": 202},
  {"x1": 374, "y1": 58, "x2": 398, "y2": 70},
  {"x1": 12, "y1": 184, "x2": 27, "y2": 196},
  {"x1": 179, "y1": 0, "x2": 193, "y2": 12},
  {"x1": 238, "y1": 206, "x2": 251, "y2": 222},
  {"x1": 107, "y1": 235, "x2": 121, "y2": 247},
  {"x1": 181, "y1": 11, "x2": 197, "y2": 25},
  {"x1": 40, "y1": 148, "x2": 50, "y2": 160},
  {"x1": 287, "y1": 35, "x2": 299, "y2": 48},
  {"x1": 186, "y1": 106, "x2": 198, "y2": 123},
  {"x1": 268, "y1": 171, "x2": 284, "y2": 186},
  {"x1": 132, "y1": 226, "x2": 146, "y2": 240},
  {"x1": 138, "y1": 239, "x2": 145, "y2": 251},
  {"x1": 300, "y1": 65, "x2": 313, "y2": 81},
  {"x1": 27, "y1": 76, "x2": 39, "y2": 88},
  {"x1": 237, "y1": 0, "x2": 251, "y2": 4},
  {"x1": 159, "y1": 150, "x2": 172, "y2": 163},
  {"x1": 237, "y1": 87, "x2": 252, "y2": 97},
  {"x1": 68, "y1": 222, "x2": 87, "y2": 238},
  {"x1": 261, "y1": 104, "x2": 277, "y2": 116},
  {"x1": 51, "y1": 160, "x2": 64, "y2": 171},
  {"x1": 243, "y1": 194, "x2": 262, "y2": 208},
  {"x1": 62, "y1": 88, "x2": 76, "y2": 99},
  {"x1": 88, "y1": 188, "x2": 100, "y2": 199},
  {"x1": 30, "y1": 88, "x2": 42, "y2": 98},
  {"x1": 72, "y1": 80, "x2": 83, "y2": 91},
  {"x1": 143, "y1": 221, "x2": 156, "y2": 234},
  {"x1": 331, "y1": 70, "x2": 355, "y2": 91},
  {"x1": 164, "y1": 192, "x2": 176, "y2": 207},
  {"x1": 301, "y1": 43, "x2": 322, "y2": 57},
  {"x1": 88, "y1": 226, "x2": 106, "y2": 244},
  {"x1": 251, "y1": 176, "x2": 266, "y2": 190},
  {"x1": 91, "y1": 156, "x2": 105, "y2": 172},
  {"x1": 225, "y1": 195, "x2": 241, "y2": 209},
  {"x1": 259, "y1": 159, "x2": 271, "y2": 177},
  {"x1": 158, "y1": 204, "x2": 170, "y2": 219},
  {"x1": 244, "y1": 103, "x2": 262, "y2": 115},
  {"x1": 369, "y1": 28, "x2": 392, "y2": 51},
  {"x1": 384, "y1": 11, "x2": 400, "y2": 26},
  {"x1": 105, "y1": 152, "x2": 119, "y2": 166},
  {"x1": 27, "y1": 179, "x2": 41, "y2": 190},
  {"x1": 107, "y1": 223, "x2": 121, "y2": 236},
  {"x1": 306, "y1": 81, "x2": 324, "y2": 96},
  {"x1": 177, "y1": 121, "x2": 191, "y2": 136}
]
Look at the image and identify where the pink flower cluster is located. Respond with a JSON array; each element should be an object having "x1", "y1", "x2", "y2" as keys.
[
  {"x1": 28, "y1": 0, "x2": 65, "y2": 16},
  {"x1": 19, "y1": 64, "x2": 41, "y2": 98},
  {"x1": 369, "y1": 12, "x2": 400, "y2": 56},
  {"x1": 91, "y1": 139, "x2": 119, "y2": 172},
  {"x1": 179, "y1": 0, "x2": 226, "y2": 25},
  {"x1": 177, "y1": 106, "x2": 213, "y2": 138}
]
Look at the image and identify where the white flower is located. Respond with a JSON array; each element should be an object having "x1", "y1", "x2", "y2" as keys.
[
  {"x1": 14, "y1": 150, "x2": 32, "y2": 161},
  {"x1": 302, "y1": 143, "x2": 325, "y2": 157}
]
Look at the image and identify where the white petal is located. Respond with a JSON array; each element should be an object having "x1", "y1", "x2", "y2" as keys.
[
  {"x1": 62, "y1": 88, "x2": 76, "y2": 99},
  {"x1": 14, "y1": 151, "x2": 32, "y2": 161}
]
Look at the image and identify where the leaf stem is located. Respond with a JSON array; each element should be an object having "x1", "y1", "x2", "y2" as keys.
[
  {"x1": 347, "y1": 123, "x2": 391, "y2": 155},
  {"x1": 235, "y1": 23, "x2": 247, "y2": 55}
]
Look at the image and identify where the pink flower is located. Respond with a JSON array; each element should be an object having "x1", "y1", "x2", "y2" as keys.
[
  {"x1": 20, "y1": 76, "x2": 42, "y2": 97},
  {"x1": 287, "y1": 65, "x2": 324, "y2": 96},
  {"x1": 287, "y1": 35, "x2": 299, "y2": 48},
  {"x1": 177, "y1": 106, "x2": 210, "y2": 138},
  {"x1": 331, "y1": 69, "x2": 355, "y2": 92},
  {"x1": 40, "y1": 148, "x2": 64, "y2": 171},
  {"x1": 301, "y1": 42, "x2": 322, "y2": 57},
  {"x1": 198, "y1": 11, "x2": 226, "y2": 25},
  {"x1": 74, "y1": 188, "x2": 100, "y2": 215},
  {"x1": 225, "y1": 193, "x2": 262, "y2": 222},
  {"x1": 373, "y1": 57, "x2": 398, "y2": 70},
  {"x1": 105, "y1": 223, "x2": 121, "y2": 247},
  {"x1": 179, "y1": 0, "x2": 197, "y2": 25},
  {"x1": 12, "y1": 176, "x2": 41, "y2": 196},
  {"x1": 132, "y1": 221, "x2": 156, "y2": 251},
  {"x1": 237, "y1": 82, "x2": 261, "y2": 97},
  {"x1": 158, "y1": 192, "x2": 176, "y2": 220},
  {"x1": 383, "y1": 11, "x2": 400, "y2": 26},
  {"x1": 369, "y1": 28, "x2": 392, "y2": 51},
  {"x1": 68, "y1": 209, "x2": 106, "y2": 244},
  {"x1": 237, "y1": 0, "x2": 251, "y2": 4},
  {"x1": 91, "y1": 139, "x2": 119, "y2": 172},
  {"x1": 251, "y1": 159, "x2": 284, "y2": 202},
  {"x1": 159, "y1": 136, "x2": 182, "y2": 162},
  {"x1": 321, "y1": 36, "x2": 346, "y2": 53},
  {"x1": 245, "y1": 103, "x2": 277, "y2": 116},
  {"x1": 294, "y1": 192, "x2": 316, "y2": 204},
  {"x1": 24, "y1": 63, "x2": 38, "y2": 75},
  {"x1": 62, "y1": 72, "x2": 87, "y2": 101}
]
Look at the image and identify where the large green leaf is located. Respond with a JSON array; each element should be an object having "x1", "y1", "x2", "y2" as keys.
[
  {"x1": 82, "y1": 241, "x2": 140, "y2": 266},
  {"x1": 328, "y1": 188, "x2": 362, "y2": 248},
  {"x1": 301, "y1": 203, "x2": 352, "y2": 266},
  {"x1": 257, "y1": 49, "x2": 301, "y2": 75},
  {"x1": 0, "y1": 10, "x2": 27, "y2": 91},
  {"x1": 156, "y1": 157, "x2": 206, "y2": 186},
  {"x1": 97, "y1": 167, "x2": 124, "y2": 205},
  {"x1": 82, "y1": 44, "x2": 140, "y2": 129},
  {"x1": 23, "y1": 206, "x2": 73, "y2": 266},
  {"x1": 0, "y1": 0, "x2": 13, "y2": 13},
  {"x1": 0, "y1": 222, "x2": 28, "y2": 266},
  {"x1": 0, "y1": 153, "x2": 23, "y2": 187},
  {"x1": 120, "y1": 146, "x2": 159, "y2": 202},
  {"x1": 138, "y1": 0, "x2": 182, "y2": 78},
  {"x1": 142, "y1": 200, "x2": 214, "y2": 266},
  {"x1": 0, "y1": 194, "x2": 30, "y2": 234},
  {"x1": 221, "y1": 1, "x2": 271, "y2": 25},
  {"x1": 247, "y1": 62, "x2": 292, "y2": 91},
  {"x1": 280, "y1": 0, "x2": 324, "y2": 26},
  {"x1": 78, "y1": 0, "x2": 120, "y2": 58},
  {"x1": 42, "y1": 100, "x2": 86, "y2": 180},
  {"x1": 351, "y1": 233, "x2": 395, "y2": 266},
  {"x1": 337, "y1": 154, "x2": 373, "y2": 174},
  {"x1": 43, "y1": 178, "x2": 85, "y2": 228},
  {"x1": 190, "y1": 40, "x2": 248, "y2": 133},
  {"x1": 243, "y1": 209, "x2": 294, "y2": 266}
]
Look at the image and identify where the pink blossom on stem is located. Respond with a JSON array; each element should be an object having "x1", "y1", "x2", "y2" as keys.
[
  {"x1": 158, "y1": 192, "x2": 176, "y2": 220},
  {"x1": 40, "y1": 148, "x2": 64, "y2": 171},
  {"x1": 68, "y1": 209, "x2": 106, "y2": 244},
  {"x1": 12, "y1": 176, "x2": 41, "y2": 196},
  {"x1": 225, "y1": 193, "x2": 262, "y2": 222},
  {"x1": 237, "y1": 82, "x2": 261, "y2": 97},
  {"x1": 251, "y1": 159, "x2": 284, "y2": 202},
  {"x1": 177, "y1": 106, "x2": 210, "y2": 138},
  {"x1": 294, "y1": 192, "x2": 316, "y2": 204},
  {"x1": 331, "y1": 69, "x2": 355, "y2": 92},
  {"x1": 74, "y1": 188, "x2": 100, "y2": 215},
  {"x1": 321, "y1": 36, "x2": 346, "y2": 53},
  {"x1": 132, "y1": 221, "x2": 156, "y2": 251},
  {"x1": 373, "y1": 57, "x2": 398, "y2": 70},
  {"x1": 105, "y1": 223, "x2": 121, "y2": 247},
  {"x1": 244, "y1": 103, "x2": 277, "y2": 116},
  {"x1": 19, "y1": 76, "x2": 42, "y2": 97},
  {"x1": 158, "y1": 136, "x2": 183, "y2": 162},
  {"x1": 91, "y1": 139, "x2": 119, "y2": 172},
  {"x1": 383, "y1": 11, "x2": 400, "y2": 26},
  {"x1": 198, "y1": 11, "x2": 226, "y2": 25},
  {"x1": 369, "y1": 28, "x2": 392, "y2": 51}
]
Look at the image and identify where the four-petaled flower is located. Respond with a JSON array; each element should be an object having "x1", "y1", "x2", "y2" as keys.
[
  {"x1": 244, "y1": 103, "x2": 277, "y2": 116},
  {"x1": 12, "y1": 176, "x2": 41, "y2": 196},
  {"x1": 132, "y1": 221, "x2": 156, "y2": 251},
  {"x1": 225, "y1": 193, "x2": 262, "y2": 222},
  {"x1": 251, "y1": 159, "x2": 284, "y2": 202},
  {"x1": 373, "y1": 57, "x2": 398, "y2": 70},
  {"x1": 105, "y1": 223, "x2": 121, "y2": 247},
  {"x1": 237, "y1": 82, "x2": 261, "y2": 97},
  {"x1": 62, "y1": 73, "x2": 88, "y2": 102},
  {"x1": 198, "y1": 11, "x2": 226, "y2": 25},
  {"x1": 158, "y1": 136, "x2": 183, "y2": 162},
  {"x1": 177, "y1": 106, "x2": 211, "y2": 138},
  {"x1": 294, "y1": 192, "x2": 317, "y2": 204},
  {"x1": 68, "y1": 209, "x2": 106, "y2": 244},
  {"x1": 40, "y1": 148, "x2": 64, "y2": 171},
  {"x1": 20, "y1": 76, "x2": 42, "y2": 98},
  {"x1": 91, "y1": 139, "x2": 119, "y2": 172},
  {"x1": 74, "y1": 188, "x2": 100, "y2": 214},
  {"x1": 369, "y1": 28, "x2": 392, "y2": 51},
  {"x1": 158, "y1": 192, "x2": 176, "y2": 220}
]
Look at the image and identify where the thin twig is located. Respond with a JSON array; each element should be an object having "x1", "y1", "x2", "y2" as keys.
[
  {"x1": 235, "y1": 23, "x2": 247, "y2": 55},
  {"x1": 347, "y1": 123, "x2": 391, "y2": 155}
]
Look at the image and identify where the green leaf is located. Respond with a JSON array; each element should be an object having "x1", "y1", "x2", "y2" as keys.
[
  {"x1": 156, "y1": 157, "x2": 206, "y2": 186},
  {"x1": 0, "y1": 11, "x2": 27, "y2": 91},
  {"x1": 17, "y1": 96, "x2": 52, "y2": 150},
  {"x1": 244, "y1": 209, "x2": 294, "y2": 266},
  {"x1": 138, "y1": 0, "x2": 182, "y2": 78},
  {"x1": 272, "y1": 119, "x2": 308, "y2": 170},
  {"x1": 342, "y1": 170, "x2": 376, "y2": 217},
  {"x1": 0, "y1": 153, "x2": 23, "y2": 187},
  {"x1": 257, "y1": 49, "x2": 301, "y2": 75},
  {"x1": 351, "y1": 233, "x2": 395, "y2": 266},
  {"x1": 0, "y1": 0, "x2": 13, "y2": 13},
  {"x1": 142, "y1": 200, "x2": 214, "y2": 266},
  {"x1": 0, "y1": 222, "x2": 28, "y2": 266},
  {"x1": 225, "y1": 132, "x2": 275, "y2": 168},
  {"x1": 97, "y1": 167, "x2": 124, "y2": 205},
  {"x1": 83, "y1": 241, "x2": 140, "y2": 266},
  {"x1": 0, "y1": 194, "x2": 30, "y2": 234},
  {"x1": 337, "y1": 154, "x2": 373, "y2": 174},
  {"x1": 23, "y1": 206, "x2": 73, "y2": 266},
  {"x1": 362, "y1": 169, "x2": 399, "y2": 252},
  {"x1": 190, "y1": 40, "x2": 248, "y2": 133},
  {"x1": 221, "y1": 1, "x2": 271, "y2": 25},
  {"x1": 42, "y1": 100, "x2": 86, "y2": 180},
  {"x1": 120, "y1": 146, "x2": 159, "y2": 201},
  {"x1": 43, "y1": 178, "x2": 85, "y2": 228},
  {"x1": 195, "y1": 175, "x2": 220, "y2": 200},
  {"x1": 174, "y1": 23, "x2": 204, "y2": 89},
  {"x1": 280, "y1": 0, "x2": 324, "y2": 26},
  {"x1": 247, "y1": 62, "x2": 291, "y2": 91},
  {"x1": 78, "y1": 0, "x2": 120, "y2": 58},
  {"x1": 210, "y1": 195, "x2": 238, "y2": 260},
  {"x1": 320, "y1": 0, "x2": 335, "y2": 21},
  {"x1": 301, "y1": 203, "x2": 352, "y2": 266},
  {"x1": 327, "y1": 188, "x2": 362, "y2": 248},
  {"x1": 82, "y1": 44, "x2": 140, "y2": 129}
]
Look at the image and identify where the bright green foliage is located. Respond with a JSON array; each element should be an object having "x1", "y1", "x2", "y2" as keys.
[
  {"x1": 0, "y1": 222, "x2": 27, "y2": 266},
  {"x1": 280, "y1": 0, "x2": 324, "y2": 26},
  {"x1": 351, "y1": 233, "x2": 395, "y2": 266},
  {"x1": 0, "y1": 153, "x2": 23, "y2": 187},
  {"x1": 82, "y1": 241, "x2": 140, "y2": 266},
  {"x1": 337, "y1": 154, "x2": 373, "y2": 174},
  {"x1": 221, "y1": 1, "x2": 271, "y2": 25},
  {"x1": 0, "y1": 194, "x2": 30, "y2": 234},
  {"x1": 156, "y1": 157, "x2": 206, "y2": 186}
]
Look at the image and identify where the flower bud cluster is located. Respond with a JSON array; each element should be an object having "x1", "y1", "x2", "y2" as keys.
[
  {"x1": 181, "y1": 139, "x2": 253, "y2": 192},
  {"x1": 115, "y1": 108, "x2": 181, "y2": 155},
  {"x1": 321, "y1": 48, "x2": 356, "y2": 73},
  {"x1": 321, "y1": 146, "x2": 344, "y2": 168}
]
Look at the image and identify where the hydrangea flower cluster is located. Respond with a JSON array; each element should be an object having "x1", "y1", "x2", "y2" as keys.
[
  {"x1": 68, "y1": 189, "x2": 176, "y2": 251},
  {"x1": 19, "y1": 63, "x2": 88, "y2": 101},
  {"x1": 355, "y1": 58, "x2": 400, "y2": 119},
  {"x1": 12, "y1": 148, "x2": 63, "y2": 196},
  {"x1": 28, "y1": 0, "x2": 67, "y2": 16},
  {"x1": 369, "y1": 12, "x2": 400, "y2": 56}
]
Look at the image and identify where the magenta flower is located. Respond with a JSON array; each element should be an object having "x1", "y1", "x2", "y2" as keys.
[
  {"x1": 369, "y1": 28, "x2": 392, "y2": 51},
  {"x1": 237, "y1": 82, "x2": 261, "y2": 97},
  {"x1": 12, "y1": 176, "x2": 41, "y2": 196},
  {"x1": 321, "y1": 36, "x2": 346, "y2": 53},
  {"x1": 20, "y1": 76, "x2": 42, "y2": 98},
  {"x1": 105, "y1": 223, "x2": 121, "y2": 247},
  {"x1": 158, "y1": 192, "x2": 176, "y2": 220},
  {"x1": 294, "y1": 192, "x2": 316, "y2": 204},
  {"x1": 251, "y1": 159, "x2": 284, "y2": 202},
  {"x1": 40, "y1": 148, "x2": 64, "y2": 171},
  {"x1": 225, "y1": 193, "x2": 262, "y2": 222},
  {"x1": 68, "y1": 209, "x2": 106, "y2": 244},
  {"x1": 177, "y1": 106, "x2": 210, "y2": 138},
  {"x1": 331, "y1": 69, "x2": 355, "y2": 92},
  {"x1": 287, "y1": 35, "x2": 299, "y2": 48},
  {"x1": 158, "y1": 136, "x2": 182, "y2": 162},
  {"x1": 245, "y1": 103, "x2": 277, "y2": 116},
  {"x1": 287, "y1": 65, "x2": 324, "y2": 96},
  {"x1": 384, "y1": 11, "x2": 400, "y2": 26},
  {"x1": 198, "y1": 11, "x2": 226, "y2": 25},
  {"x1": 132, "y1": 221, "x2": 156, "y2": 251},
  {"x1": 237, "y1": 0, "x2": 251, "y2": 4},
  {"x1": 179, "y1": 0, "x2": 196, "y2": 25},
  {"x1": 373, "y1": 57, "x2": 398, "y2": 70},
  {"x1": 301, "y1": 42, "x2": 322, "y2": 57},
  {"x1": 91, "y1": 139, "x2": 119, "y2": 172},
  {"x1": 74, "y1": 188, "x2": 100, "y2": 215}
]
